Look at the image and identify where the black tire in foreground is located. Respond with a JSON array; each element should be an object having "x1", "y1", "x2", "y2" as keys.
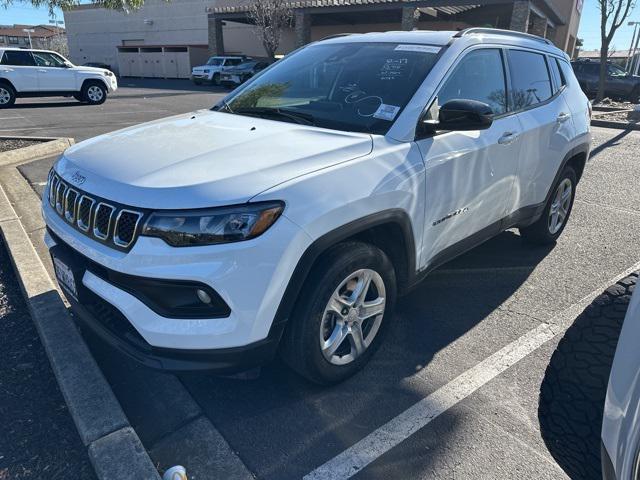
[
  {"x1": 539, "y1": 272, "x2": 637, "y2": 479},
  {"x1": 280, "y1": 241, "x2": 397, "y2": 385},
  {"x1": 520, "y1": 165, "x2": 577, "y2": 244},
  {"x1": 0, "y1": 82, "x2": 16, "y2": 108},
  {"x1": 81, "y1": 81, "x2": 107, "y2": 105}
]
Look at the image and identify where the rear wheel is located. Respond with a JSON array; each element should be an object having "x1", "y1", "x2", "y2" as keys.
[
  {"x1": 82, "y1": 81, "x2": 107, "y2": 105},
  {"x1": 520, "y1": 165, "x2": 577, "y2": 244},
  {"x1": 0, "y1": 83, "x2": 16, "y2": 108},
  {"x1": 629, "y1": 86, "x2": 640, "y2": 104},
  {"x1": 280, "y1": 242, "x2": 396, "y2": 385}
]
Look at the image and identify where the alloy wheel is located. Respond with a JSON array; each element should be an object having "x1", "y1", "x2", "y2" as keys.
[
  {"x1": 319, "y1": 268, "x2": 386, "y2": 366},
  {"x1": 548, "y1": 178, "x2": 572, "y2": 235},
  {"x1": 0, "y1": 87, "x2": 11, "y2": 105},
  {"x1": 87, "y1": 86, "x2": 104, "y2": 102}
]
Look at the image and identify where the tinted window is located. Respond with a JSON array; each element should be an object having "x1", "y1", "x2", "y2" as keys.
[
  {"x1": 607, "y1": 63, "x2": 627, "y2": 77},
  {"x1": 558, "y1": 59, "x2": 580, "y2": 90},
  {"x1": 555, "y1": 59, "x2": 567, "y2": 87},
  {"x1": 1, "y1": 50, "x2": 35, "y2": 66},
  {"x1": 225, "y1": 58, "x2": 243, "y2": 66},
  {"x1": 507, "y1": 50, "x2": 552, "y2": 110},
  {"x1": 437, "y1": 48, "x2": 507, "y2": 115}
]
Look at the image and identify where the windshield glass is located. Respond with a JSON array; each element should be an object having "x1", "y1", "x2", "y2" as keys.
[
  {"x1": 222, "y1": 42, "x2": 440, "y2": 134},
  {"x1": 206, "y1": 57, "x2": 223, "y2": 66}
]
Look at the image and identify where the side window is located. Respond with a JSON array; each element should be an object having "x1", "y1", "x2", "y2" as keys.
[
  {"x1": 558, "y1": 59, "x2": 580, "y2": 90},
  {"x1": 548, "y1": 57, "x2": 564, "y2": 92},
  {"x1": 33, "y1": 52, "x2": 66, "y2": 68},
  {"x1": 1, "y1": 51, "x2": 36, "y2": 66},
  {"x1": 435, "y1": 48, "x2": 507, "y2": 116},
  {"x1": 555, "y1": 59, "x2": 567, "y2": 87},
  {"x1": 507, "y1": 49, "x2": 553, "y2": 111}
]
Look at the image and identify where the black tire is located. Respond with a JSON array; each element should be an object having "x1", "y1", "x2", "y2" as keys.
[
  {"x1": 212, "y1": 73, "x2": 221, "y2": 87},
  {"x1": 0, "y1": 82, "x2": 16, "y2": 108},
  {"x1": 629, "y1": 86, "x2": 640, "y2": 104},
  {"x1": 539, "y1": 273, "x2": 637, "y2": 479},
  {"x1": 519, "y1": 165, "x2": 577, "y2": 244},
  {"x1": 280, "y1": 241, "x2": 397, "y2": 385},
  {"x1": 81, "y1": 81, "x2": 107, "y2": 105}
]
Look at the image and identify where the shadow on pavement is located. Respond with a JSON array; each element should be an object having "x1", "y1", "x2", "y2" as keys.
[
  {"x1": 12, "y1": 100, "x2": 85, "y2": 109},
  {"x1": 538, "y1": 274, "x2": 635, "y2": 479}
]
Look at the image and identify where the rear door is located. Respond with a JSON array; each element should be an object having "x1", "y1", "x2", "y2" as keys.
[
  {"x1": 416, "y1": 47, "x2": 523, "y2": 265},
  {"x1": 0, "y1": 50, "x2": 38, "y2": 91},
  {"x1": 507, "y1": 49, "x2": 575, "y2": 212},
  {"x1": 32, "y1": 51, "x2": 76, "y2": 91}
]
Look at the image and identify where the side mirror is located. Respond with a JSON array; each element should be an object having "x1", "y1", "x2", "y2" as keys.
[{"x1": 420, "y1": 99, "x2": 494, "y2": 135}]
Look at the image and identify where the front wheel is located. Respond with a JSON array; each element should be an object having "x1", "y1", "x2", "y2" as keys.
[
  {"x1": 629, "y1": 86, "x2": 640, "y2": 104},
  {"x1": 0, "y1": 83, "x2": 16, "y2": 108},
  {"x1": 280, "y1": 242, "x2": 396, "y2": 385},
  {"x1": 520, "y1": 165, "x2": 577, "y2": 244},
  {"x1": 212, "y1": 73, "x2": 221, "y2": 86},
  {"x1": 82, "y1": 81, "x2": 107, "y2": 105}
]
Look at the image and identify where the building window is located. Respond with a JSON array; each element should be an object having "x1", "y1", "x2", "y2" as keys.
[
  {"x1": 0, "y1": 36, "x2": 5, "y2": 44},
  {"x1": 8, "y1": 36, "x2": 19, "y2": 44}
]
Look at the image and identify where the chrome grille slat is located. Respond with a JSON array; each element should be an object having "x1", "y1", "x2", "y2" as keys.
[
  {"x1": 93, "y1": 202, "x2": 115, "y2": 240},
  {"x1": 46, "y1": 171, "x2": 143, "y2": 251}
]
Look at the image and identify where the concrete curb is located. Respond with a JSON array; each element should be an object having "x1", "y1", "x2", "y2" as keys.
[
  {"x1": 0, "y1": 161, "x2": 161, "y2": 479},
  {"x1": 591, "y1": 119, "x2": 640, "y2": 131},
  {"x1": 0, "y1": 137, "x2": 74, "y2": 167}
]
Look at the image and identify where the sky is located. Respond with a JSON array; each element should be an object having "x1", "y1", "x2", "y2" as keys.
[{"x1": 0, "y1": 0, "x2": 639, "y2": 53}]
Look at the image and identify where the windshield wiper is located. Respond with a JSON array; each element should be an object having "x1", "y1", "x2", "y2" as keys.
[{"x1": 233, "y1": 107, "x2": 316, "y2": 126}]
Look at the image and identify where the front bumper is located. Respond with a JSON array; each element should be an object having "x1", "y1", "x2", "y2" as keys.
[
  {"x1": 191, "y1": 73, "x2": 213, "y2": 82},
  {"x1": 42, "y1": 196, "x2": 311, "y2": 360},
  {"x1": 47, "y1": 229, "x2": 287, "y2": 371}
]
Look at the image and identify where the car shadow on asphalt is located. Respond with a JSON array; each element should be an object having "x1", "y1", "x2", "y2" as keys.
[
  {"x1": 171, "y1": 230, "x2": 556, "y2": 479},
  {"x1": 12, "y1": 101, "x2": 85, "y2": 109}
]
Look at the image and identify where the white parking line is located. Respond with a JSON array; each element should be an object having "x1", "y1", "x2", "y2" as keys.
[{"x1": 305, "y1": 261, "x2": 640, "y2": 480}]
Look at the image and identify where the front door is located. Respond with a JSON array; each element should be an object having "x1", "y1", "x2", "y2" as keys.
[
  {"x1": 32, "y1": 51, "x2": 76, "y2": 91},
  {"x1": 416, "y1": 48, "x2": 522, "y2": 267}
]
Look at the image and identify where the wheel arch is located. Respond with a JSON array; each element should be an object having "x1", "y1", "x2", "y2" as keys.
[
  {"x1": 269, "y1": 209, "x2": 417, "y2": 338},
  {"x1": 0, "y1": 77, "x2": 16, "y2": 91},
  {"x1": 80, "y1": 77, "x2": 109, "y2": 92}
]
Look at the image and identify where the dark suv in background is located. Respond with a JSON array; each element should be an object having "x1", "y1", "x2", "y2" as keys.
[{"x1": 572, "y1": 59, "x2": 640, "y2": 103}]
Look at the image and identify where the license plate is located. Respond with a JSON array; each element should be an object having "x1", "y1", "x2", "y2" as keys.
[{"x1": 53, "y1": 256, "x2": 78, "y2": 300}]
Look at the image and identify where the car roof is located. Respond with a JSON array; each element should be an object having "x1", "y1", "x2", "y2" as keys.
[
  {"x1": 0, "y1": 47, "x2": 62, "y2": 55},
  {"x1": 319, "y1": 28, "x2": 567, "y2": 59}
]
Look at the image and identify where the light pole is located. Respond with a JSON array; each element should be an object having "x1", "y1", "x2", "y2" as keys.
[
  {"x1": 627, "y1": 21, "x2": 640, "y2": 74},
  {"x1": 22, "y1": 28, "x2": 35, "y2": 49}
]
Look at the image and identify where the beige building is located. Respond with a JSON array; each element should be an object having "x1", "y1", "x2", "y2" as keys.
[{"x1": 63, "y1": 0, "x2": 583, "y2": 78}]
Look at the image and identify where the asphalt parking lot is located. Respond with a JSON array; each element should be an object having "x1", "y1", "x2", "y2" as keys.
[
  {"x1": 0, "y1": 78, "x2": 226, "y2": 141},
  {"x1": 6, "y1": 80, "x2": 640, "y2": 479}
]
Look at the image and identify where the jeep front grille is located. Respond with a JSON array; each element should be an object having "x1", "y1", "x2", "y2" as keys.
[{"x1": 47, "y1": 170, "x2": 144, "y2": 251}]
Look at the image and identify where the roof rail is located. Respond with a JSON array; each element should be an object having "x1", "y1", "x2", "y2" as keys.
[
  {"x1": 320, "y1": 33, "x2": 353, "y2": 41},
  {"x1": 454, "y1": 27, "x2": 553, "y2": 46}
]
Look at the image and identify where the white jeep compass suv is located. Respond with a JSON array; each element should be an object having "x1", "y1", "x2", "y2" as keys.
[
  {"x1": 0, "y1": 48, "x2": 117, "y2": 108},
  {"x1": 43, "y1": 29, "x2": 591, "y2": 384}
]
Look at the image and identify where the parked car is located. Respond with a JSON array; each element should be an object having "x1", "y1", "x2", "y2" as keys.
[
  {"x1": 0, "y1": 48, "x2": 117, "y2": 107},
  {"x1": 220, "y1": 60, "x2": 270, "y2": 88},
  {"x1": 43, "y1": 28, "x2": 591, "y2": 385},
  {"x1": 191, "y1": 55, "x2": 247, "y2": 86},
  {"x1": 83, "y1": 62, "x2": 113, "y2": 72},
  {"x1": 602, "y1": 273, "x2": 640, "y2": 480},
  {"x1": 572, "y1": 59, "x2": 640, "y2": 103}
]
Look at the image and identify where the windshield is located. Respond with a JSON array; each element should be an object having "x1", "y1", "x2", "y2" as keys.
[
  {"x1": 206, "y1": 57, "x2": 223, "y2": 66},
  {"x1": 221, "y1": 42, "x2": 440, "y2": 134},
  {"x1": 608, "y1": 63, "x2": 627, "y2": 77}
]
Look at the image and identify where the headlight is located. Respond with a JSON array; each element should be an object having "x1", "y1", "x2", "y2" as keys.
[
  {"x1": 141, "y1": 201, "x2": 284, "y2": 247},
  {"x1": 103, "y1": 70, "x2": 113, "y2": 77},
  {"x1": 203, "y1": 69, "x2": 211, "y2": 74}
]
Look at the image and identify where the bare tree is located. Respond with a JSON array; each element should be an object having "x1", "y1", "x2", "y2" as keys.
[
  {"x1": 247, "y1": 0, "x2": 293, "y2": 61},
  {"x1": 596, "y1": 0, "x2": 636, "y2": 102},
  {"x1": 45, "y1": 33, "x2": 69, "y2": 57}
]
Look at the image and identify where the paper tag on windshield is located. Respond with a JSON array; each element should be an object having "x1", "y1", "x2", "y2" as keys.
[
  {"x1": 395, "y1": 44, "x2": 441, "y2": 54},
  {"x1": 373, "y1": 104, "x2": 401, "y2": 121}
]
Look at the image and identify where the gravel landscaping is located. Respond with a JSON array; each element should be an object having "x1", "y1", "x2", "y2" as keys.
[
  {"x1": 0, "y1": 139, "x2": 41, "y2": 153},
  {"x1": 0, "y1": 238, "x2": 95, "y2": 480}
]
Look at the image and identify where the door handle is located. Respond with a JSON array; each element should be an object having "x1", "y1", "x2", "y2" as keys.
[
  {"x1": 498, "y1": 131, "x2": 519, "y2": 145},
  {"x1": 38, "y1": 69, "x2": 47, "y2": 73},
  {"x1": 557, "y1": 112, "x2": 571, "y2": 123}
]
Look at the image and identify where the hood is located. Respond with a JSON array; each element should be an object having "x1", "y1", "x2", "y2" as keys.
[
  {"x1": 192, "y1": 65, "x2": 213, "y2": 71},
  {"x1": 72, "y1": 65, "x2": 110, "y2": 75},
  {"x1": 56, "y1": 110, "x2": 373, "y2": 209}
]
